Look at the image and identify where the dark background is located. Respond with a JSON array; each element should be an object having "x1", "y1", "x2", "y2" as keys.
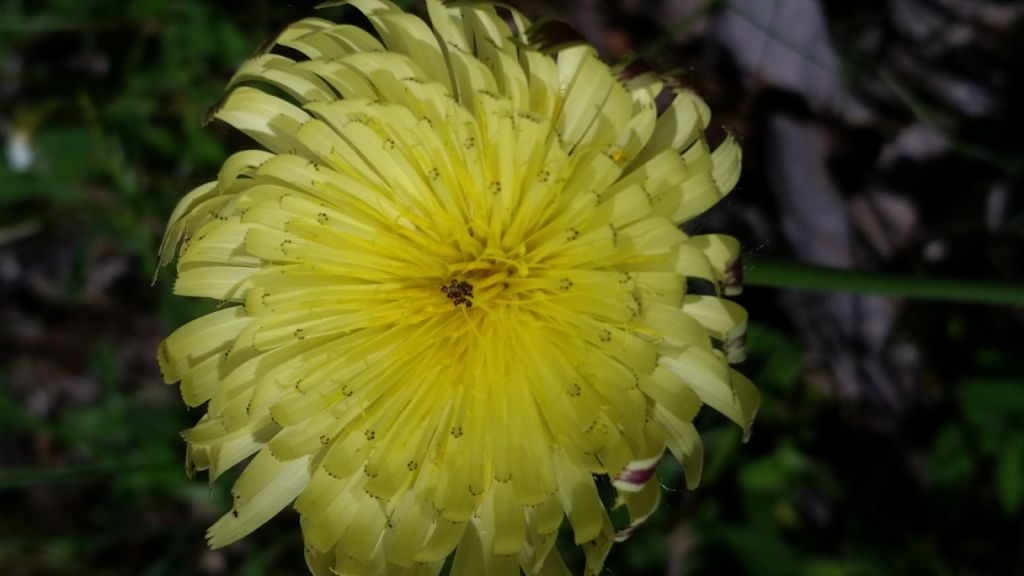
[{"x1": 2, "y1": 0, "x2": 1023, "y2": 574}]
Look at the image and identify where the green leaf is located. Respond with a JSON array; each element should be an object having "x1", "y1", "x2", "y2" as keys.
[
  {"x1": 926, "y1": 424, "x2": 974, "y2": 488},
  {"x1": 0, "y1": 384, "x2": 45, "y2": 433},
  {"x1": 127, "y1": 0, "x2": 171, "y2": 19},
  {"x1": 746, "y1": 323, "x2": 803, "y2": 394},
  {"x1": 739, "y1": 444, "x2": 806, "y2": 495},
  {"x1": 0, "y1": 127, "x2": 100, "y2": 205},
  {"x1": 719, "y1": 524, "x2": 800, "y2": 576},
  {"x1": 958, "y1": 379, "x2": 1024, "y2": 455},
  {"x1": 87, "y1": 341, "x2": 122, "y2": 391},
  {"x1": 214, "y1": 18, "x2": 253, "y2": 69},
  {"x1": 700, "y1": 426, "x2": 741, "y2": 485},
  {"x1": 996, "y1": 436, "x2": 1024, "y2": 516}
]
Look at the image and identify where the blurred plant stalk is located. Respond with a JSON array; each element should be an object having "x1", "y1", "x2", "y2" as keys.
[{"x1": 746, "y1": 258, "x2": 1024, "y2": 306}]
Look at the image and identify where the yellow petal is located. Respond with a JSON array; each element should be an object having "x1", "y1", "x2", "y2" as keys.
[
  {"x1": 614, "y1": 474, "x2": 661, "y2": 541},
  {"x1": 213, "y1": 86, "x2": 312, "y2": 154},
  {"x1": 207, "y1": 450, "x2": 311, "y2": 548},
  {"x1": 661, "y1": 347, "x2": 759, "y2": 438},
  {"x1": 552, "y1": 450, "x2": 604, "y2": 544},
  {"x1": 630, "y1": 88, "x2": 710, "y2": 168},
  {"x1": 159, "y1": 306, "x2": 249, "y2": 383}
]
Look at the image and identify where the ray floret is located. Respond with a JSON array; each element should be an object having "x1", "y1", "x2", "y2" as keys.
[{"x1": 158, "y1": 1, "x2": 756, "y2": 574}]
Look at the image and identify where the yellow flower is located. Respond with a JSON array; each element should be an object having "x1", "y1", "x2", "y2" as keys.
[{"x1": 157, "y1": 0, "x2": 757, "y2": 574}]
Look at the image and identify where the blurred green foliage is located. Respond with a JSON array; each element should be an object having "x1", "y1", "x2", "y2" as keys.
[{"x1": 1, "y1": 1, "x2": 1023, "y2": 575}]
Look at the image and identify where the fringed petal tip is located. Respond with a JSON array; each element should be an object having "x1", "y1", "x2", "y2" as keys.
[
  {"x1": 613, "y1": 521, "x2": 643, "y2": 543},
  {"x1": 724, "y1": 254, "x2": 744, "y2": 296},
  {"x1": 612, "y1": 454, "x2": 661, "y2": 493},
  {"x1": 741, "y1": 411, "x2": 759, "y2": 444}
]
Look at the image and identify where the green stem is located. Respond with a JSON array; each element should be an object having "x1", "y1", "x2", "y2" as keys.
[{"x1": 744, "y1": 259, "x2": 1024, "y2": 306}]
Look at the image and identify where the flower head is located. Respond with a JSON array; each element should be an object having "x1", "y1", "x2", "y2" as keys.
[{"x1": 157, "y1": 0, "x2": 757, "y2": 574}]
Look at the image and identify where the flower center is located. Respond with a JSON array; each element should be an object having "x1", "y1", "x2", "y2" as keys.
[
  {"x1": 440, "y1": 278, "x2": 474, "y2": 308},
  {"x1": 440, "y1": 252, "x2": 531, "y2": 312}
]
